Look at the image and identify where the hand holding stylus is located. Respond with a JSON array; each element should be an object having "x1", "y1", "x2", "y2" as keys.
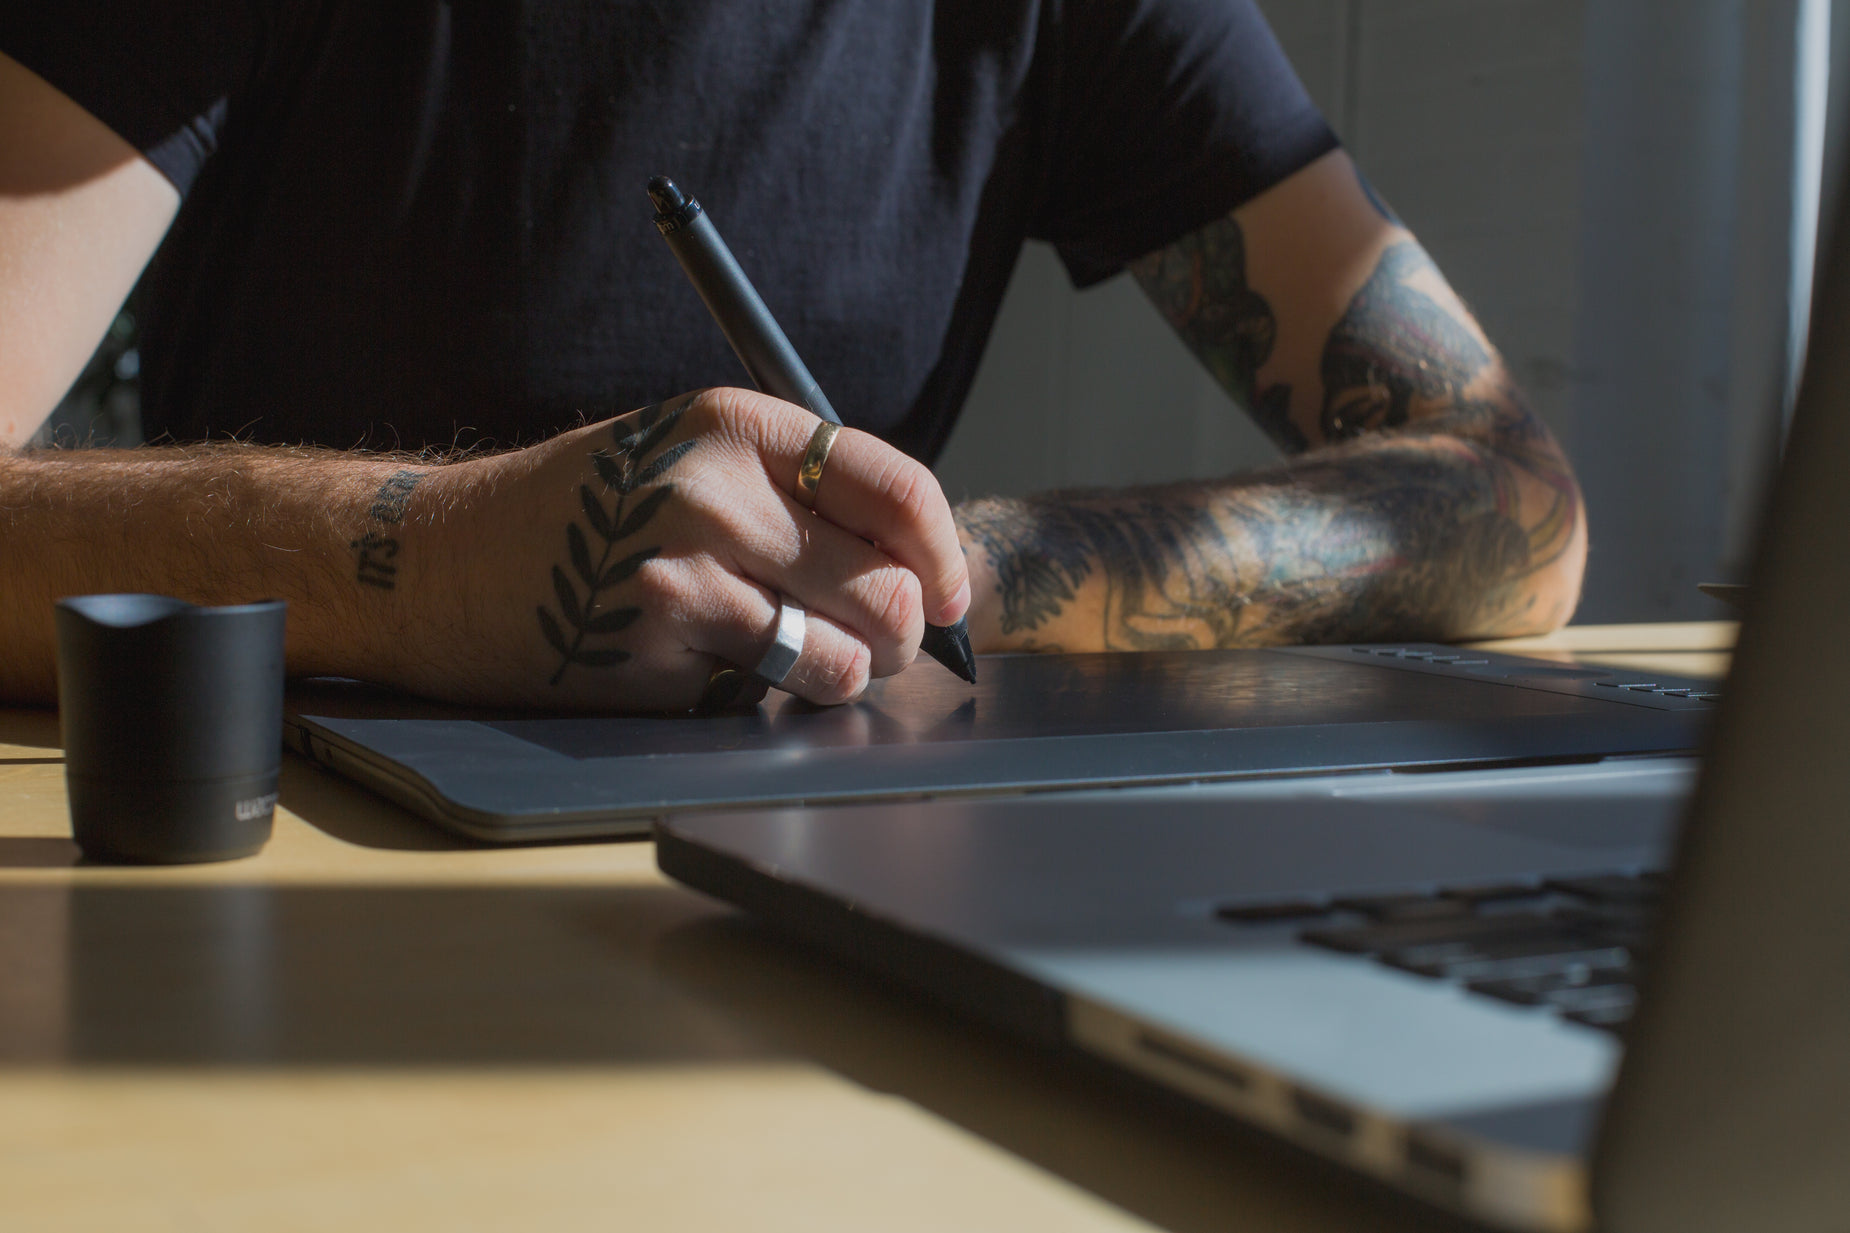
[
  {"x1": 383, "y1": 386, "x2": 968, "y2": 712},
  {"x1": 647, "y1": 176, "x2": 978, "y2": 687}
]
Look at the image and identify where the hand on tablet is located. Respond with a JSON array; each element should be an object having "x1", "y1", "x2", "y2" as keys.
[{"x1": 400, "y1": 388, "x2": 970, "y2": 711}]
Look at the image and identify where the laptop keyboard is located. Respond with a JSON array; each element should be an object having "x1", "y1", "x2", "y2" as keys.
[{"x1": 1215, "y1": 872, "x2": 1664, "y2": 1032}]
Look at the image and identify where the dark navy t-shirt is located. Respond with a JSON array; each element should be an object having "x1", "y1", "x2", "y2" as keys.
[{"x1": 2, "y1": 2, "x2": 1335, "y2": 459}]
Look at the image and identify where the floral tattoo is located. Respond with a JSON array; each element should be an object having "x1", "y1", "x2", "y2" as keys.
[{"x1": 537, "y1": 401, "x2": 695, "y2": 685}]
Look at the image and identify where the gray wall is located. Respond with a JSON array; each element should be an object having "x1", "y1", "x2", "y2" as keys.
[{"x1": 937, "y1": 0, "x2": 1832, "y2": 624}]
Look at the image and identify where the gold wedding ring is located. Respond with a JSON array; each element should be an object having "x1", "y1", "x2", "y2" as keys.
[
  {"x1": 694, "y1": 661, "x2": 748, "y2": 713},
  {"x1": 796, "y1": 421, "x2": 841, "y2": 508}
]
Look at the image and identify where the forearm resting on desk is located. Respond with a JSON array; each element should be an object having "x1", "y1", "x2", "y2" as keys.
[
  {"x1": 953, "y1": 149, "x2": 1587, "y2": 655},
  {"x1": 0, "y1": 391, "x2": 973, "y2": 711},
  {"x1": 955, "y1": 410, "x2": 1585, "y2": 653},
  {"x1": 0, "y1": 444, "x2": 442, "y2": 703}
]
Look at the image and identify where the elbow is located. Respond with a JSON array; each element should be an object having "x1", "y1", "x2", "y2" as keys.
[
  {"x1": 1464, "y1": 436, "x2": 1588, "y2": 639},
  {"x1": 1515, "y1": 489, "x2": 1588, "y2": 636}
]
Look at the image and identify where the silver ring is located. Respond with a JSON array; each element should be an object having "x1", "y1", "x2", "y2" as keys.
[{"x1": 751, "y1": 598, "x2": 806, "y2": 687}]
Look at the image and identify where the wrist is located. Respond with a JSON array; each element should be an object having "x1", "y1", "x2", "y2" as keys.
[{"x1": 310, "y1": 456, "x2": 470, "y2": 692}]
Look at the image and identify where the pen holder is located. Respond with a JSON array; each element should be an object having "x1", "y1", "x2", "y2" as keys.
[{"x1": 55, "y1": 594, "x2": 287, "y2": 864}]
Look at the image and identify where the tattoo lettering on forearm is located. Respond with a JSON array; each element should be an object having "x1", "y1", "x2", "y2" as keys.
[
  {"x1": 352, "y1": 531, "x2": 399, "y2": 589},
  {"x1": 369, "y1": 470, "x2": 422, "y2": 523},
  {"x1": 536, "y1": 400, "x2": 694, "y2": 685},
  {"x1": 1130, "y1": 218, "x2": 1302, "y2": 451},
  {"x1": 351, "y1": 469, "x2": 425, "y2": 591}
]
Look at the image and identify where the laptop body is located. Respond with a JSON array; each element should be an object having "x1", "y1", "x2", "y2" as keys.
[
  {"x1": 654, "y1": 126, "x2": 1850, "y2": 1233},
  {"x1": 283, "y1": 642, "x2": 1714, "y2": 843},
  {"x1": 659, "y1": 764, "x2": 1685, "y2": 1229}
]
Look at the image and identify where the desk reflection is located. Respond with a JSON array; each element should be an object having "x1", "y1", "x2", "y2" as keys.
[{"x1": 0, "y1": 882, "x2": 762, "y2": 1066}]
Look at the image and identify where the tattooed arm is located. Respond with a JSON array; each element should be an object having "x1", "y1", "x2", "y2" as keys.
[
  {"x1": 957, "y1": 148, "x2": 1585, "y2": 652},
  {"x1": 0, "y1": 393, "x2": 969, "y2": 708}
]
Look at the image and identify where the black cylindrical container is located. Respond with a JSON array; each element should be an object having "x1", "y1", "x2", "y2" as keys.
[{"x1": 55, "y1": 595, "x2": 286, "y2": 864}]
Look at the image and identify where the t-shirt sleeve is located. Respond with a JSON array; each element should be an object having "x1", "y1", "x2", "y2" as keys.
[
  {"x1": 0, "y1": 6, "x2": 265, "y2": 197},
  {"x1": 1035, "y1": 0, "x2": 1339, "y2": 286}
]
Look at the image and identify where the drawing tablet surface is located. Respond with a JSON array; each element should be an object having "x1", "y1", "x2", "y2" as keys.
[{"x1": 284, "y1": 644, "x2": 1717, "y2": 841}]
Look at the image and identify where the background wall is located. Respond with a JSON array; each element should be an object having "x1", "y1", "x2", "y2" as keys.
[{"x1": 937, "y1": 0, "x2": 1840, "y2": 624}]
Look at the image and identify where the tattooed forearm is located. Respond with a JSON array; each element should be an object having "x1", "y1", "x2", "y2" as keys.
[
  {"x1": 961, "y1": 420, "x2": 1570, "y2": 651},
  {"x1": 970, "y1": 221, "x2": 1583, "y2": 649},
  {"x1": 351, "y1": 468, "x2": 425, "y2": 590},
  {"x1": 962, "y1": 494, "x2": 1243, "y2": 648},
  {"x1": 1129, "y1": 218, "x2": 1303, "y2": 451},
  {"x1": 536, "y1": 400, "x2": 693, "y2": 686}
]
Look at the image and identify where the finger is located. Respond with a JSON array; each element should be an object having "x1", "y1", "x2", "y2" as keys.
[
  {"x1": 681, "y1": 571, "x2": 876, "y2": 707},
  {"x1": 709, "y1": 484, "x2": 924, "y2": 678},
  {"x1": 703, "y1": 389, "x2": 971, "y2": 627}
]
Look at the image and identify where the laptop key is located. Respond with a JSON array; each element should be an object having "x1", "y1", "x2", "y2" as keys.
[
  {"x1": 1330, "y1": 893, "x2": 1471, "y2": 921},
  {"x1": 1542, "y1": 983, "x2": 1638, "y2": 1015},
  {"x1": 1468, "y1": 962, "x2": 1635, "y2": 1006},
  {"x1": 1438, "y1": 881, "x2": 1547, "y2": 905},
  {"x1": 1544, "y1": 874, "x2": 1661, "y2": 904},
  {"x1": 1564, "y1": 1001, "x2": 1636, "y2": 1031},
  {"x1": 1216, "y1": 899, "x2": 1332, "y2": 924},
  {"x1": 1389, "y1": 941, "x2": 1627, "y2": 982},
  {"x1": 1553, "y1": 903, "x2": 1653, "y2": 943},
  {"x1": 1301, "y1": 912, "x2": 1557, "y2": 956}
]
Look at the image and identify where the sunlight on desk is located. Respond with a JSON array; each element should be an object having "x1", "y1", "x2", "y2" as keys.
[{"x1": 3, "y1": 1069, "x2": 1154, "y2": 1232}]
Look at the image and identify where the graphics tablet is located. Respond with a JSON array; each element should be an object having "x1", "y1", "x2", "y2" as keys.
[{"x1": 283, "y1": 643, "x2": 1717, "y2": 843}]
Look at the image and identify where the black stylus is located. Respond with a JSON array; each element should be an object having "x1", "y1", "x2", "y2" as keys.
[{"x1": 647, "y1": 175, "x2": 977, "y2": 684}]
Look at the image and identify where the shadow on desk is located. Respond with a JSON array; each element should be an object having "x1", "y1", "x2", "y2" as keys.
[
  {"x1": 0, "y1": 709, "x2": 60, "y2": 759},
  {"x1": 0, "y1": 877, "x2": 1479, "y2": 1232},
  {"x1": 0, "y1": 881, "x2": 766, "y2": 1067},
  {"x1": 653, "y1": 915, "x2": 1480, "y2": 1233},
  {"x1": 0, "y1": 837, "x2": 81, "y2": 868}
]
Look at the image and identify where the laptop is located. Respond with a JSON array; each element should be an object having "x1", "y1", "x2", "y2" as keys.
[{"x1": 653, "y1": 164, "x2": 1850, "y2": 1233}]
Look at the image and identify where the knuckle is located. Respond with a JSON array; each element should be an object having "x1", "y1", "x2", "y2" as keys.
[
  {"x1": 689, "y1": 387, "x2": 782, "y2": 459},
  {"x1": 629, "y1": 560, "x2": 683, "y2": 612},
  {"x1": 872, "y1": 568, "x2": 924, "y2": 644},
  {"x1": 878, "y1": 456, "x2": 939, "y2": 528},
  {"x1": 808, "y1": 640, "x2": 871, "y2": 706},
  {"x1": 680, "y1": 388, "x2": 729, "y2": 435},
  {"x1": 702, "y1": 485, "x2": 760, "y2": 541}
]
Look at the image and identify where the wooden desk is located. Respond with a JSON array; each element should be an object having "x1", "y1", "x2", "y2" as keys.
[{"x1": 0, "y1": 625, "x2": 1729, "y2": 1232}]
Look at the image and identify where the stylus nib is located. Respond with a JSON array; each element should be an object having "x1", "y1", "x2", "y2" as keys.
[{"x1": 921, "y1": 619, "x2": 977, "y2": 683}]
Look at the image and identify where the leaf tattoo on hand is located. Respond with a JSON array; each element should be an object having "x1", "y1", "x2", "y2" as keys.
[{"x1": 537, "y1": 401, "x2": 695, "y2": 685}]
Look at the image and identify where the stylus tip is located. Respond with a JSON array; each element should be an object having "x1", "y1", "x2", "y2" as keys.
[{"x1": 921, "y1": 619, "x2": 978, "y2": 684}]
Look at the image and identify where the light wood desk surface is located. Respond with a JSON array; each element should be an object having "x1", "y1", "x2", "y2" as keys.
[{"x1": 0, "y1": 624, "x2": 1731, "y2": 1232}]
